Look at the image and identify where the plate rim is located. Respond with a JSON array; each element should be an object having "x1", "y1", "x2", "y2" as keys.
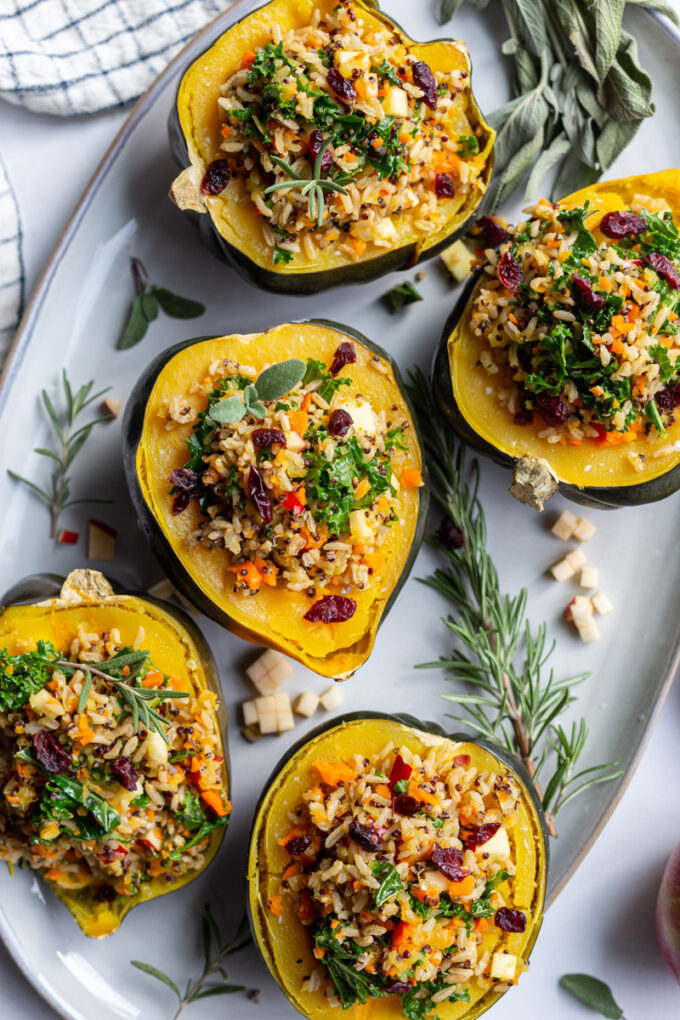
[{"x1": 1, "y1": 4, "x2": 679, "y2": 1018}]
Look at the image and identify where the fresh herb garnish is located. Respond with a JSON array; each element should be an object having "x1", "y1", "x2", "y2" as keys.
[
  {"x1": 302, "y1": 358, "x2": 352, "y2": 402},
  {"x1": 392, "y1": 778, "x2": 410, "y2": 795},
  {"x1": 304, "y1": 434, "x2": 394, "y2": 535},
  {"x1": 119, "y1": 257, "x2": 205, "y2": 349},
  {"x1": 372, "y1": 58, "x2": 401, "y2": 87},
  {"x1": 457, "y1": 134, "x2": 479, "y2": 157},
  {"x1": 16, "y1": 748, "x2": 120, "y2": 834},
  {"x1": 208, "y1": 358, "x2": 306, "y2": 425},
  {"x1": 132, "y1": 906, "x2": 250, "y2": 1018},
  {"x1": 314, "y1": 921, "x2": 386, "y2": 1009},
  {"x1": 273, "y1": 245, "x2": 294, "y2": 266},
  {"x1": 264, "y1": 139, "x2": 354, "y2": 228},
  {"x1": 560, "y1": 973, "x2": 625, "y2": 1018},
  {"x1": 174, "y1": 789, "x2": 206, "y2": 831},
  {"x1": 371, "y1": 860, "x2": 403, "y2": 906},
  {"x1": 8, "y1": 370, "x2": 113, "y2": 539},
  {"x1": 0, "y1": 640, "x2": 57, "y2": 712},
  {"x1": 384, "y1": 281, "x2": 423, "y2": 313},
  {"x1": 407, "y1": 367, "x2": 622, "y2": 837}
]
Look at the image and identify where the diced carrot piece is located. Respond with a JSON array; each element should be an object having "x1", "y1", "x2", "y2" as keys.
[
  {"x1": 253, "y1": 556, "x2": 278, "y2": 586},
  {"x1": 363, "y1": 551, "x2": 386, "y2": 573},
  {"x1": 353, "y1": 478, "x2": 371, "y2": 500},
  {"x1": 278, "y1": 825, "x2": 308, "y2": 848},
  {"x1": 142, "y1": 670, "x2": 164, "y2": 688},
  {"x1": 240, "y1": 50, "x2": 257, "y2": 69},
  {"x1": 375, "y1": 783, "x2": 392, "y2": 799},
  {"x1": 301, "y1": 392, "x2": 313, "y2": 413},
  {"x1": 448, "y1": 875, "x2": 475, "y2": 897},
  {"x1": 401, "y1": 468, "x2": 423, "y2": 487},
  {"x1": 313, "y1": 760, "x2": 357, "y2": 786},
  {"x1": 288, "y1": 409, "x2": 308, "y2": 435},
  {"x1": 298, "y1": 890, "x2": 316, "y2": 922},
  {"x1": 407, "y1": 781, "x2": 437, "y2": 806},
  {"x1": 268, "y1": 894, "x2": 283, "y2": 916},
  {"x1": 227, "y1": 561, "x2": 263, "y2": 589},
  {"x1": 149, "y1": 859, "x2": 165, "y2": 877},
  {"x1": 351, "y1": 237, "x2": 367, "y2": 256},
  {"x1": 201, "y1": 789, "x2": 230, "y2": 817},
  {"x1": 220, "y1": 124, "x2": 231, "y2": 139},
  {"x1": 475, "y1": 917, "x2": 489, "y2": 932}
]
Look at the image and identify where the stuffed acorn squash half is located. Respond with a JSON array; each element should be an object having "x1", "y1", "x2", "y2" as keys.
[
  {"x1": 123, "y1": 321, "x2": 427, "y2": 679},
  {"x1": 248, "y1": 712, "x2": 548, "y2": 1020},
  {"x1": 434, "y1": 169, "x2": 680, "y2": 509},
  {"x1": 169, "y1": 0, "x2": 494, "y2": 293},
  {"x1": 0, "y1": 569, "x2": 230, "y2": 938}
]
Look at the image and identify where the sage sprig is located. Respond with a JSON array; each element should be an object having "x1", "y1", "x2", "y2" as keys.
[
  {"x1": 131, "y1": 906, "x2": 251, "y2": 1019},
  {"x1": 406, "y1": 366, "x2": 622, "y2": 837},
  {"x1": 264, "y1": 139, "x2": 355, "y2": 227},
  {"x1": 209, "y1": 358, "x2": 306, "y2": 425},
  {"x1": 8, "y1": 370, "x2": 112, "y2": 538},
  {"x1": 560, "y1": 974, "x2": 625, "y2": 1018},
  {"x1": 120, "y1": 258, "x2": 205, "y2": 349},
  {"x1": 439, "y1": 0, "x2": 678, "y2": 207}
]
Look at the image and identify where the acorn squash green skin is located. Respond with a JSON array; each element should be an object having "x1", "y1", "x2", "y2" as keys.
[
  {"x1": 0, "y1": 571, "x2": 230, "y2": 938},
  {"x1": 167, "y1": 0, "x2": 494, "y2": 295},
  {"x1": 122, "y1": 321, "x2": 429, "y2": 677},
  {"x1": 432, "y1": 278, "x2": 680, "y2": 510},
  {"x1": 247, "y1": 711, "x2": 549, "y2": 1020}
]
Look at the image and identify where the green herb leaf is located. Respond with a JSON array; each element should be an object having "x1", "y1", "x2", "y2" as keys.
[
  {"x1": 314, "y1": 921, "x2": 386, "y2": 1009},
  {"x1": 153, "y1": 287, "x2": 205, "y2": 319},
  {"x1": 384, "y1": 281, "x2": 423, "y2": 313},
  {"x1": 0, "y1": 640, "x2": 57, "y2": 712},
  {"x1": 243, "y1": 384, "x2": 267, "y2": 419},
  {"x1": 560, "y1": 974, "x2": 624, "y2": 1018},
  {"x1": 392, "y1": 778, "x2": 410, "y2": 795},
  {"x1": 130, "y1": 962, "x2": 181, "y2": 1001},
  {"x1": 119, "y1": 294, "x2": 151, "y2": 349},
  {"x1": 371, "y1": 861, "x2": 403, "y2": 906},
  {"x1": 175, "y1": 789, "x2": 206, "y2": 831},
  {"x1": 140, "y1": 289, "x2": 159, "y2": 323},
  {"x1": 17, "y1": 748, "x2": 120, "y2": 833},
  {"x1": 255, "y1": 359, "x2": 306, "y2": 401},
  {"x1": 209, "y1": 396, "x2": 247, "y2": 425}
]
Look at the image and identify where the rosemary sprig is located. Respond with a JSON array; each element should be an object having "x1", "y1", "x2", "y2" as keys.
[
  {"x1": 8, "y1": 370, "x2": 113, "y2": 539},
  {"x1": 406, "y1": 367, "x2": 622, "y2": 837},
  {"x1": 55, "y1": 648, "x2": 190, "y2": 745},
  {"x1": 131, "y1": 906, "x2": 251, "y2": 1018},
  {"x1": 264, "y1": 139, "x2": 354, "y2": 228}
]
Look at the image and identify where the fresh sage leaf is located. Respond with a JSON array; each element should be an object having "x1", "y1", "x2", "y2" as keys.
[
  {"x1": 371, "y1": 861, "x2": 403, "y2": 906},
  {"x1": 595, "y1": 0, "x2": 625, "y2": 82},
  {"x1": 140, "y1": 288, "x2": 159, "y2": 323},
  {"x1": 209, "y1": 396, "x2": 247, "y2": 425},
  {"x1": 119, "y1": 295, "x2": 150, "y2": 349},
  {"x1": 384, "y1": 280, "x2": 423, "y2": 313},
  {"x1": 153, "y1": 287, "x2": 205, "y2": 319},
  {"x1": 560, "y1": 974, "x2": 624, "y2": 1019},
  {"x1": 255, "y1": 359, "x2": 306, "y2": 402},
  {"x1": 629, "y1": 0, "x2": 679, "y2": 24}
]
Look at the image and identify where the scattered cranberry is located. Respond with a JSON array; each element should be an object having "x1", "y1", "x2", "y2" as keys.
[
  {"x1": 94, "y1": 885, "x2": 118, "y2": 903},
  {"x1": 412, "y1": 61, "x2": 437, "y2": 109},
  {"x1": 383, "y1": 981, "x2": 413, "y2": 995},
  {"x1": 252, "y1": 428, "x2": 286, "y2": 448},
  {"x1": 201, "y1": 159, "x2": 230, "y2": 196},
  {"x1": 287, "y1": 834, "x2": 312, "y2": 856},
  {"x1": 308, "y1": 129, "x2": 333, "y2": 173},
  {"x1": 327, "y1": 67, "x2": 357, "y2": 102},
  {"x1": 435, "y1": 173, "x2": 455, "y2": 198},
  {"x1": 571, "y1": 273, "x2": 605, "y2": 313},
  {"x1": 513, "y1": 406, "x2": 533, "y2": 426},
  {"x1": 392, "y1": 794, "x2": 419, "y2": 816},
  {"x1": 304, "y1": 595, "x2": 356, "y2": 623},
  {"x1": 497, "y1": 250, "x2": 524, "y2": 292},
  {"x1": 435, "y1": 518, "x2": 464, "y2": 550},
  {"x1": 111, "y1": 756, "x2": 139, "y2": 792},
  {"x1": 494, "y1": 907, "x2": 527, "y2": 933},
  {"x1": 34, "y1": 731, "x2": 71, "y2": 774},
  {"x1": 465, "y1": 822, "x2": 501, "y2": 849},
  {"x1": 646, "y1": 252, "x2": 680, "y2": 291},
  {"x1": 330, "y1": 341, "x2": 356, "y2": 376},
  {"x1": 172, "y1": 492, "x2": 191, "y2": 515},
  {"x1": 348, "y1": 820, "x2": 381, "y2": 852},
  {"x1": 170, "y1": 467, "x2": 204, "y2": 515},
  {"x1": 655, "y1": 383, "x2": 680, "y2": 412},
  {"x1": 246, "y1": 465, "x2": 272, "y2": 523},
  {"x1": 328, "y1": 408, "x2": 353, "y2": 437},
  {"x1": 477, "y1": 215, "x2": 509, "y2": 248},
  {"x1": 536, "y1": 393, "x2": 569, "y2": 427},
  {"x1": 599, "y1": 210, "x2": 647, "y2": 239},
  {"x1": 431, "y1": 847, "x2": 469, "y2": 882}
]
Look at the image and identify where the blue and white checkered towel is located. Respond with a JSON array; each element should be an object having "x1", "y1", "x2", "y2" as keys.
[{"x1": 0, "y1": 0, "x2": 226, "y2": 359}]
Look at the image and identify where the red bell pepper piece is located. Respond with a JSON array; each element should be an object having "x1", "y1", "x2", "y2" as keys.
[
  {"x1": 453, "y1": 754, "x2": 470, "y2": 767},
  {"x1": 592, "y1": 424, "x2": 608, "y2": 446},
  {"x1": 388, "y1": 754, "x2": 412, "y2": 791},
  {"x1": 280, "y1": 491, "x2": 305, "y2": 515}
]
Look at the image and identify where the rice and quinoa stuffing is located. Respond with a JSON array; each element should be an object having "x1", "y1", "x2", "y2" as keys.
[
  {"x1": 273, "y1": 739, "x2": 531, "y2": 1018},
  {"x1": 208, "y1": 0, "x2": 486, "y2": 265},
  {"x1": 466, "y1": 196, "x2": 680, "y2": 471},
  {"x1": 0, "y1": 625, "x2": 229, "y2": 904},
  {"x1": 167, "y1": 337, "x2": 423, "y2": 625}
]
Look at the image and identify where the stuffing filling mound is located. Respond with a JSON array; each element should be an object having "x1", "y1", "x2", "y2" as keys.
[
  {"x1": 0, "y1": 629, "x2": 229, "y2": 901},
  {"x1": 168, "y1": 340, "x2": 422, "y2": 625},
  {"x1": 273, "y1": 741, "x2": 530, "y2": 1018},
  {"x1": 208, "y1": 0, "x2": 485, "y2": 265},
  {"x1": 468, "y1": 196, "x2": 680, "y2": 469}
]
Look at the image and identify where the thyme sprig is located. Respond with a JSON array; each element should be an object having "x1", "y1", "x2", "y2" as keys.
[
  {"x1": 131, "y1": 906, "x2": 251, "y2": 1019},
  {"x1": 264, "y1": 139, "x2": 354, "y2": 227},
  {"x1": 406, "y1": 367, "x2": 622, "y2": 837},
  {"x1": 8, "y1": 370, "x2": 112, "y2": 538}
]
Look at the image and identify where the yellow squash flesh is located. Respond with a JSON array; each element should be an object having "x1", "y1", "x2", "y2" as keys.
[
  {"x1": 248, "y1": 715, "x2": 547, "y2": 1019},
  {"x1": 173, "y1": 0, "x2": 494, "y2": 283},
  {"x1": 447, "y1": 170, "x2": 680, "y2": 494},
  {"x1": 135, "y1": 323, "x2": 424, "y2": 679},
  {"x1": 0, "y1": 570, "x2": 228, "y2": 938}
]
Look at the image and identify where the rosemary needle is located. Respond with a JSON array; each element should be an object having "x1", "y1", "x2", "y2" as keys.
[{"x1": 264, "y1": 138, "x2": 353, "y2": 228}]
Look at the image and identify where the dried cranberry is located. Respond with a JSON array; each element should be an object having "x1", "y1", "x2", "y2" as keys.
[
  {"x1": 599, "y1": 211, "x2": 647, "y2": 239},
  {"x1": 465, "y1": 822, "x2": 501, "y2": 849},
  {"x1": 435, "y1": 518, "x2": 464, "y2": 550},
  {"x1": 477, "y1": 216, "x2": 509, "y2": 248},
  {"x1": 435, "y1": 173, "x2": 455, "y2": 198},
  {"x1": 348, "y1": 820, "x2": 381, "y2": 852},
  {"x1": 497, "y1": 251, "x2": 524, "y2": 292},
  {"x1": 111, "y1": 756, "x2": 139, "y2": 792},
  {"x1": 392, "y1": 794, "x2": 419, "y2": 816},
  {"x1": 646, "y1": 252, "x2": 680, "y2": 291},
  {"x1": 494, "y1": 907, "x2": 527, "y2": 933},
  {"x1": 383, "y1": 981, "x2": 413, "y2": 995},
  {"x1": 308, "y1": 129, "x2": 333, "y2": 173},
  {"x1": 287, "y1": 834, "x2": 312, "y2": 857},
  {"x1": 304, "y1": 595, "x2": 356, "y2": 623},
  {"x1": 431, "y1": 847, "x2": 469, "y2": 882},
  {"x1": 94, "y1": 885, "x2": 118, "y2": 903},
  {"x1": 412, "y1": 61, "x2": 437, "y2": 109},
  {"x1": 252, "y1": 427, "x2": 286, "y2": 448},
  {"x1": 170, "y1": 467, "x2": 204, "y2": 515},
  {"x1": 328, "y1": 408, "x2": 353, "y2": 437},
  {"x1": 201, "y1": 159, "x2": 230, "y2": 196},
  {"x1": 34, "y1": 731, "x2": 71, "y2": 774},
  {"x1": 330, "y1": 341, "x2": 356, "y2": 376},
  {"x1": 246, "y1": 465, "x2": 272, "y2": 523},
  {"x1": 172, "y1": 492, "x2": 191, "y2": 515},
  {"x1": 536, "y1": 393, "x2": 569, "y2": 427},
  {"x1": 571, "y1": 273, "x2": 605, "y2": 313},
  {"x1": 513, "y1": 406, "x2": 533, "y2": 426},
  {"x1": 655, "y1": 383, "x2": 680, "y2": 412},
  {"x1": 453, "y1": 754, "x2": 470, "y2": 767},
  {"x1": 327, "y1": 67, "x2": 357, "y2": 103}
]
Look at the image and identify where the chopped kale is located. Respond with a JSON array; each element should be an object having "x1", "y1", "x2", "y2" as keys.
[{"x1": 0, "y1": 640, "x2": 57, "y2": 712}]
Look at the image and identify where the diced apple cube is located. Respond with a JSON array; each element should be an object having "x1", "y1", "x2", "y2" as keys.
[
  {"x1": 246, "y1": 649, "x2": 293, "y2": 695},
  {"x1": 551, "y1": 509, "x2": 578, "y2": 541},
  {"x1": 88, "y1": 519, "x2": 116, "y2": 561},
  {"x1": 295, "y1": 691, "x2": 320, "y2": 717},
  {"x1": 335, "y1": 398, "x2": 378, "y2": 435},
  {"x1": 566, "y1": 596, "x2": 594, "y2": 627},
  {"x1": 382, "y1": 85, "x2": 409, "y2": 118},
  {"x1": 490, "y1": 952, "x2": 517, "y2": 982},
  {"x1": 349, "y1": 509, "x2": 374, "y2": 543},
  {"x1": 566, "y1": 548, "x2": 587, "y2": 571},
  {"x1": 573, "y1": 516, "x2": 597, "y2": 542},
  {"x1": 277, "y1": 708, "x2": 295, "y2": 733},
  {"x1": 335, "y1": 49, "x2": 370, "y2": 78},
  {"x1": 550, "y1": 555, "x2": 575, "y2": 582},
  {"x1": 102, "y1": 396, "x2": 122, "y2": 418},
  {"x1": 579, "y1": 566, "x2": 599, "y2": 589},
  {"x1": 147, "y1": 578, "x2": 175, "y2": 600},
  {"x1": 57, "y1": 529, "x2": 79, "y2": 545},
  {"x1": 319, "y1": 686, "x2": 344, "y2": 712},
  {"x1": 242, "y1": 700, "x2": 259, "y2": 727},
  {"x1": 577, "y1": 619, "x2": 600, "y2": 643},
  {"x1": 476, "y1": 826, "x2": 510, "y2": 861},
  {"x1": 441, "y1": 240, "x2": 474, "y2": 282},
  {"x1": 374, "y1": 218, "x2": 396, "y2": 241},
  {"x1": 591, "y1": 590, "x2": 613, "y2": 616},
  {"x1": 286, "y1": 431, "x2": 306, "y2": 453},
  {"x1": 256, "y1": 695, "x2": 278, "y2": 735}
]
